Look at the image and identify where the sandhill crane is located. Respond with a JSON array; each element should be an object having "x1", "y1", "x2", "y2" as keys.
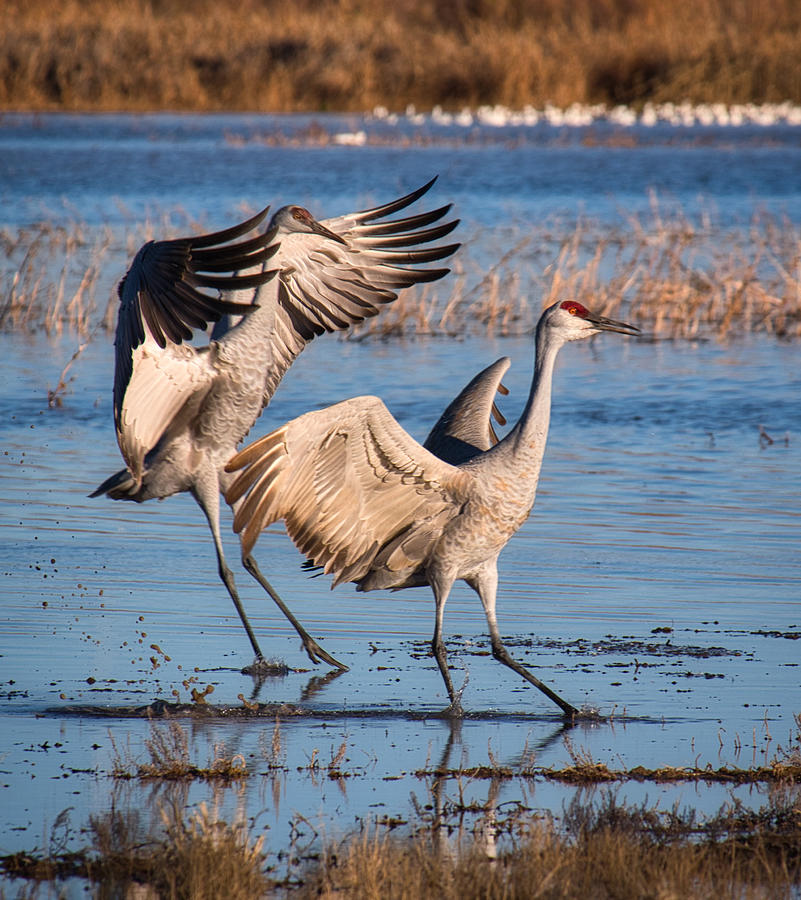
[
  {"x1": 225, "y1": 300, "x2": 639, "y2": 717},
  {"x1": 91, "y1": 180, "x2": 460, "y2": 675}
]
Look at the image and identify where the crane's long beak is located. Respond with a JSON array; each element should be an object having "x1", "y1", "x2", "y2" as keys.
[
  {"x1": 588, "y1": 311, "x2": 640, "y2": 336},
  {"x1": 309, "y1": 218, "x2": 348, "y2": 245}
]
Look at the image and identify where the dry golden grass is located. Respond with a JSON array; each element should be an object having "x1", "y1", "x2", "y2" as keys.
[
  {"x1": 299, "y1": 817, "x2": 800, "y2": 900},
  {"x1": 355, "y1": 202, "x2": 801, "y2": 341},
  {"x1": 3, "y1": 0, "x2": 801, "y2": 113},
  {"x1": 20, "y1": 802, "x2": 268, "y2": 899},
  {"x1": 4, "y1": 787, "x2": 799, "y2": 898},
  {"x1": 3, "y1": 201, "x2": 800, "y2": 356},
  {"x1": 3, "y1": 717, "x2": 800, "y2": 897}
]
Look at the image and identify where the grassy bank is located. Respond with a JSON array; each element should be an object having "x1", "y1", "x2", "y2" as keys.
[{"x1": 3, "y1": 0, "x2": 801, "y2": 113}]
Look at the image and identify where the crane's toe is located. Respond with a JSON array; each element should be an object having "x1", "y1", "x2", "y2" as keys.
[
  {"x1": 241, "y1": 656, "x2": 290, "y2": 677},
  {"x1": 304, "y1": 638, "x2": 349, "y2": 672}
]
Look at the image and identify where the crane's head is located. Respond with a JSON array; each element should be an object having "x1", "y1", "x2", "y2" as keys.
[
  {"x1": 269, "y1": 206, "x2": 348, "y2": 244},
  {"x1": 544, "y1": 300, "x2": 639, "y2": 342}
]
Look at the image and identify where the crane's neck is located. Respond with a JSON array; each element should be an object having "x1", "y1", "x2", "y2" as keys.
[
  {"x1": 503, "y1": 318, "x2": 565, "y2": 480},
  {"x1": 215, "y1": 277, "x2": 280, "y2": 346}
]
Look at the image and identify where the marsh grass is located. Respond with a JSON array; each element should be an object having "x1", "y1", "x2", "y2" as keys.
[
  {"x1": 357, "y1": 201, "x2": 801, "y2": 340},
  {"x1": 3, "y1": 201, "x2": 801, "y2": 353},
  {"x1": 419, "y1": 717, "x2": 801, "y2": 787},
  {"x1": 5, "y1": 718, "x2": 801, "y2": 897},
  {"x1": 4, "y1": 787, "x2": 799, "y2": 899},
  {"x1": 299, "y1": 810, "x2": 801, "y2": 899},
  {"x1": 0, "y1": 208, "x2": 203, "y2": 339},
  {"x1": 3, "y1": 0, "x2": 801, "y2": 112},
  {"x1": 1, "y1": 802, "x2": 269, "y2": 899},
  {"x1": 110, "y1": 719, "x2": 248, "y2": 781}
]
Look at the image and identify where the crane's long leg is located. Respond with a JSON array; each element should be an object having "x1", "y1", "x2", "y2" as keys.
[
  {"x1": 431, "y1": 573, "x2": 465, "y2": 716},
  {"x1": 220, "y1": 468, "x2": 348, "y2": 671},
  {"x1": 191, "y1": 480, "x2": 267, "y2": 669},
  {"x1": 242, "y1": 554, "x2": 349, "y2": 671},
  {"x1": 471, "y1": 565, "x2": 578, "y2": 719}
]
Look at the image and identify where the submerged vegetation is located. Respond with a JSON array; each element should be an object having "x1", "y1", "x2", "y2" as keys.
[
  {"x1": 3, "y1": 199, "x2": 801, "y2": 357},
  {"x1": 2, "y1": 0, "x2": 801, "y2": 113}
]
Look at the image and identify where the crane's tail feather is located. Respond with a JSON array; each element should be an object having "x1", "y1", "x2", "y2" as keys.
[{"x1": 89, "y1": 468, "x2": 140, "y2": 499}]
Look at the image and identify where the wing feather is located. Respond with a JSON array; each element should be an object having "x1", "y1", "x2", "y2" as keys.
[
  {"x1": 261, "y1": 180, "x2": 460, "y2": 403},
  {"x1": 424, "y1": 358, "x2": 512, "y2": 465},
  {"x1": 113, "y1": 209, "x2": 279, "y2": 438},
  {"x1": 117, "y1": 343, "x2": 214, "y2": 483},
  {"x1": 225, "y1": 397, "x2": 469, "y2": 585}
]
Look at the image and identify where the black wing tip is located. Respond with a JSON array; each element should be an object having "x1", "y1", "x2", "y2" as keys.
[
  {"x1": 117, "y1": 208, "x2": 278, "y2": 354},
  {"x1": 415, "y1": 266, "x2": 452, "y2": 283},
  {"x1": 187, "y1": 205, "x2": 271, "y2": 250},
  {"x1": 357, "y1": 177, "x2": 442, "y2": 223}
]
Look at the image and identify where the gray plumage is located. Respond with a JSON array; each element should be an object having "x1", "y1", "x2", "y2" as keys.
[
  {"x1": 91, "y1": 179, "x2": 460, "y2": 673},
  {"x1": 225, "y1": 300, "x2": 639, "y2": 716}
]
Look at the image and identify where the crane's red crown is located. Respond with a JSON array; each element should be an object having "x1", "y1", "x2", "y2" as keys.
[{"x1": 560, "y1": 300, "x2": 590, "y2": 318}]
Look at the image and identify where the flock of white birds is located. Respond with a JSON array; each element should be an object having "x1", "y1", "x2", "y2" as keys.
[{"x1": 371, "y1": 100, "x2": 801, "y2": 128}]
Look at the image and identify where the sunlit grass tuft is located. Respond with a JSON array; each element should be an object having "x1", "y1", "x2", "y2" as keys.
[{"x1": 111, "y1": 719, "x2": 248, "y2": 781}]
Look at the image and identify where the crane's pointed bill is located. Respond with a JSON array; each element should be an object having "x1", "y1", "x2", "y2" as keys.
[
  {"x1": 587, "y1": 312, "x2": 640, "y2": 335},
  {"x1": 310, "y1": 218, "x2": 348, "y2": 245}
]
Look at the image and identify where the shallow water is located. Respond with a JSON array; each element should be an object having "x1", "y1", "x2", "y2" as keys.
[
  {"x1": 3, "y1": 109, "x2": 801, "y2": 232},
  {"x1": 2, "y1": 329, "x2": 800, "y2": 883},
  {"x1": 1, "y1": 113, "x2": 800, "y2": 891}
]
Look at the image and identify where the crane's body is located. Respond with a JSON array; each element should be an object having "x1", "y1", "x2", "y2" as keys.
[
  {"x1": 226, "y1": 300, "x2": 639, "y2": 716},
  {"x1": 92, "y1": 181, "x2": 459, "y2": 673}
]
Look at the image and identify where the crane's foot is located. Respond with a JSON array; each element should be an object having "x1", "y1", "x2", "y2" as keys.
[
  {"x1": 241, "y1": 655, "x2": 290, "y2": 677},
  {"x1": 442, "y1": 671, "x2": 469, "y2": 718},
  {"x1": 444, "y1": 697, "x2": 465, "y2": 718},
  {"x1": 302, "y1": 637, "x2": 349, "y2": 672}
]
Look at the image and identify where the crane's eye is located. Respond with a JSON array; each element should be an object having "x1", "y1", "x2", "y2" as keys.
[
  {"x1": 560, "y1": 300, "x2": 588, "y2": 317},
  {"x1": 292, "y1": 208, "x2": 304, "y2": 220}
]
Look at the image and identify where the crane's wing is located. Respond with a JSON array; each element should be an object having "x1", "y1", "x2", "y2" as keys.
[
  {"x1": 116, "y1": 342, "x2": 215, "y2": 486},
  {"x1": 424, "y1": 357, "x2": 511, "y2": 465},
  {"x1": 113, "y1": 207, "x2": 279, "y2": 435},
  {"x1": 261, "y1": 178, "x2": 460, "y2": 402},
  {"x1": 225, "y1": 396, "x2": 470, "y2": 587},
  {"x1": 113, "y1": 208, "x2": 279, "y2": 480}
]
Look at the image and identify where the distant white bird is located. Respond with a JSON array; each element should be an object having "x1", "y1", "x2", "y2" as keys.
[
  {"x1": 91, "y1": 180, "x2": 460, "y2": 674},
  {"x1": 225, "y1": 300, "x2": 639, "y2": 717}
]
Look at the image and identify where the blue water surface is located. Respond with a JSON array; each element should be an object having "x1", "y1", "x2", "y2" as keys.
[{"x1": 0, "y1": 112, "x2": 800, "y2": 894}]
